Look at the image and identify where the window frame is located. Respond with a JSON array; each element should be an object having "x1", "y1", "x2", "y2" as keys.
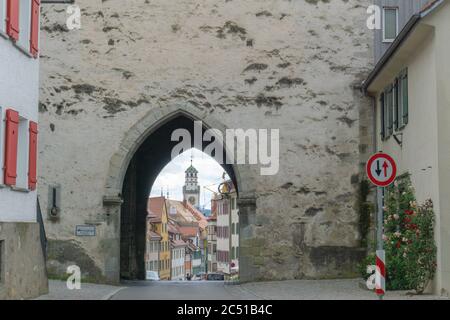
[
  {"x1": 15, "y1": 116, "x2": 29, "y2": 190},
  {"x1": 380, "y1": 69, "x2": 409, "y2": 141},
  {"x1": 0, "y1": 240, "x2": 4, "y2": 285},
  {"x1": 380, "y1": 92, "x2": 385, "y2": 140},
  {"x1": 382, "y1": 7, "x2": 399, "y2": 43},
  {"x1": 18, "y1": 0, "x2": 31, "y2": 50},
  {"x1": 381, "y1": 84, "x2": 395, "y2": 140},
  {"x1": 0, "y1": 106, "x2": 4, "y2": 186},
  {"x1": 0, "y1": 0, "x2": 6, "y2": 36},
  {"x1": 398, "y1": 69, "x2": 409, "y2": 129}
]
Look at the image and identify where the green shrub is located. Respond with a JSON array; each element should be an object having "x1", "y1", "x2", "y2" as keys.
[{"x1": 360, "y1": 175, "x2": 437, "y2": 293}]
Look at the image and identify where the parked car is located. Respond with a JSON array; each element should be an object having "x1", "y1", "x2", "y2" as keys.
[
  {"x1": 206, "y1": 273, "x2": 225, "y2": 281},
  {"x1": 146, "y1": 271, "x2": 160, "y2": 281},
  {"x1": 193, "y1": 272, "x2": 206, "y2": 281}
]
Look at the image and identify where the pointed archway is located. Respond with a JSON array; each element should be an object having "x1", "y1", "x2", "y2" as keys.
[{"x1": 102, "y1": 106, "x2": 256, "y2": 282}]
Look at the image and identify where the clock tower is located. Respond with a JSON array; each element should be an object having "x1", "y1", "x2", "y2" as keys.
[{"x1": 183, "y1": 161, "x2": 200, "y2": 208}]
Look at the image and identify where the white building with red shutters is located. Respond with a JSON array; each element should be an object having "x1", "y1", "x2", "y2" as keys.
[
  {"x1": 0, "y1": 0, "x2": 46, "y2": 299},
  {"x1": 215, "y1": 181, "x2": 239, "y2": 277}
]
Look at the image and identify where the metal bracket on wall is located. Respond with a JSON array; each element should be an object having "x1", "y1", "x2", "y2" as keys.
[{"x1": 393, "y1": 133, "x2": 403, "y2": 147}]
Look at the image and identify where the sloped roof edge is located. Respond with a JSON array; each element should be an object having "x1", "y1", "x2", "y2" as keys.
[{"x1": 362, "y1": 0, "x2": 445, "y2": 93}]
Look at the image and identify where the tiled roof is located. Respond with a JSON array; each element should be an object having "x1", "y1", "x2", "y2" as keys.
[
  {"x1": 166, "y1": 199, "x2": 197, "y2": 223},
  {"x1": 171, "y1": 239, "x2": 187, "y2": 248},
  {"x1": 147, "y1": 196, "x2": 166, "y2": 222},
  {"x1": 186, "y1": 242, "x2": 198, "y2": 251},
  {"x1": 179, "y1": 226, "x2": 199, "y2": 238},
  {"x1": 165, "y1": 199, "x2": 208, "y2": 230},
  {"x1": 168, "y1": 219, "x2": 181, "y2": 234},
  {"x1": 184, "y1": 202, "x2": 208, "y2": 229},
  {"x1": 148, "y1": 231, "x2": 162, "y2": 240}
]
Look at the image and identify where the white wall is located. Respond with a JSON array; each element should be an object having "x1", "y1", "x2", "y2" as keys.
[
  {"x1": 217, "y1": 199, "x2": 230, "y2": 274},
  {"x1": 0, "y1": 26, "x2": 39, "y2": 222},
  {"x1": 430, "y1": 3, "x2": 450, "y2": 296},
  {"x1": 231, "y1": 204, "x2": 239, "y2": 271},
  {"x1": 171, "y1": 247, "x2": 185, "y2": 280},
  {"x1": 375, "y1": 34, "x2": 439, "y2": 205}
]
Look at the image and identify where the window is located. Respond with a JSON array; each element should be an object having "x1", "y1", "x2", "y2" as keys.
[
  {"x1": 380, "y1": 93, "x2": 385, "y2": 139},
  {"x1": 0, "y1": 106, "x2": 3, "y2": 184},
  {"x1": 380, "y1": 69, "x2": 409, "y2": 139},
  {"x1": 0, "y1": 240, "x2": 4, "y2": 285},
  {"x1": 0, "y1": 0, "x2": 6, "y2": 34},
  {"x1": 386, "y1": 85, "x2": 394, "y2": 137},
  {"x1": 16, "y1": 116, "x2": 29, "y2": 189},
  {"x1": 394, "y1": 78, "x2": 399, "y2": 131},
  {"x1": 18, "y1": 0, "x2": 31, "y2": 51},
  {"x1": 383, "y1": 7, "x2": 398, "y2": 42},
  {"x1": 381, "y1": 85, "x2": 393, "y2": 139},
  {"x1": 231, "y1": 223, "x2": 235, "y2": 235},
  {"x1": 398, "y1": 69, "x2": 409, "y2": 128}
]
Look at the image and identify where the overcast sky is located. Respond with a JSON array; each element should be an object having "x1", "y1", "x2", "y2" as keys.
[{"x1": 149, "y1": 148, "x2": 230, "y2": 210}]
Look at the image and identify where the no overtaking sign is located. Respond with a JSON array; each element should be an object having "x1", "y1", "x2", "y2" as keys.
[{"x1": 366, "y1": 153, "x2": 397, "y2": 187}]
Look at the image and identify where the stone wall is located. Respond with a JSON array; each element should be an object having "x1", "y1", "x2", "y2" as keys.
[
  {"x1": 0, "y1": 223, "x2": 48, "y2": 299},
  {"x1": 38, "y1": 0, "x2": 374, "y2": 283}
]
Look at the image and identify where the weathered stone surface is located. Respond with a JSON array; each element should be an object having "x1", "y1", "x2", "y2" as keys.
[
  {"x1": 0, "y1": 223, "x2": 48, "y2": 299},
  {"x1": 38, "y1": 0, "x2": 374, "y2": 282},
  {"x1": 46, "y1": 239, "x2": 106, "y2": 283}
]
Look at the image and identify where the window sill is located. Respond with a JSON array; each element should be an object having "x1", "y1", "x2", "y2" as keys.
[
  {"x1": 382, "y1": 39, "x2": 395, "y2": 44},
  {"x1": 10, "y1": 186, "x2": 30, "y2": 193},
  {"x1": 0, "y1": 34, "x2": 34, "y2": 58},
  {"x1": 13, "y1": 42, "x2": 34, "y2": 59}
]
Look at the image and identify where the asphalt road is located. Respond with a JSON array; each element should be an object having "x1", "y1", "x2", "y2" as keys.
[{"x1": 110, "y1": 281, "x2": 260, "y2": 300}]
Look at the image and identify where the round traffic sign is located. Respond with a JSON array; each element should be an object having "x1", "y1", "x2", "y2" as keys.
[{"x1": 366, "y1": 153, "x2": 397, "y2": 187}]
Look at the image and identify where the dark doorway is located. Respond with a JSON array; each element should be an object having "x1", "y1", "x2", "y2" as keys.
[{"x1": 119, "y1": 114, "x2": 237, "y2": 280}]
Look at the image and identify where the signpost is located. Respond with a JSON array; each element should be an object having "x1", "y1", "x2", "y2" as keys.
[{"x1": 366, "y1": 152, "x2": 397, "y2": 300}]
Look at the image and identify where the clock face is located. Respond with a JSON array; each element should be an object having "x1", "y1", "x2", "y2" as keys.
[{"x1": 188, "y1": 196, "x2": 196, "y2": 205}]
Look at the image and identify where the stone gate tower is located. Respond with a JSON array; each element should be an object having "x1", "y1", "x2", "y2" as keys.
[
  {"x1": 38, "y1": 0, "x2": 374, "y2": 284},
  {"x1": 183, "y1": 162, "x2": 200, "y2": 208}
]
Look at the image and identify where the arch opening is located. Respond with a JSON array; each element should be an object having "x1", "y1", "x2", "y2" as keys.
[{"x1": 118, "y1": 113, "x2": 240, "y2": 280}]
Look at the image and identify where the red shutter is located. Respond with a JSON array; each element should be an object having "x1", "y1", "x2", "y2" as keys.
[
  {"x1": 4, "y1": 109, "x2": 19, "y2": 186},
  {"x1": 30, "y1": 0, "x2": 40, "y2": 58},
  {"x1": 28, "y1": 121, "x2": 38, "y2": 190},
  {"x1": 6, "y1": 0, "x2": 19, "y2": 41}
]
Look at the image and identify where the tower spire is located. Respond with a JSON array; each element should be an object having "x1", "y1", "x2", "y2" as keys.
[{"x1": 183, "y1": 157, "x2": 200, "y2": 208}]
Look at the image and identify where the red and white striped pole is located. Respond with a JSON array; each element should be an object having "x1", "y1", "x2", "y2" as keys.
[{"x1": 375, "y1": 250, "x2": 386, "y2": 298}]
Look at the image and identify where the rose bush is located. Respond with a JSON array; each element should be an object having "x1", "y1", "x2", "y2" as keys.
[{"x1": 360, "y1": 175, "x2": 437, "y2": 293}]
